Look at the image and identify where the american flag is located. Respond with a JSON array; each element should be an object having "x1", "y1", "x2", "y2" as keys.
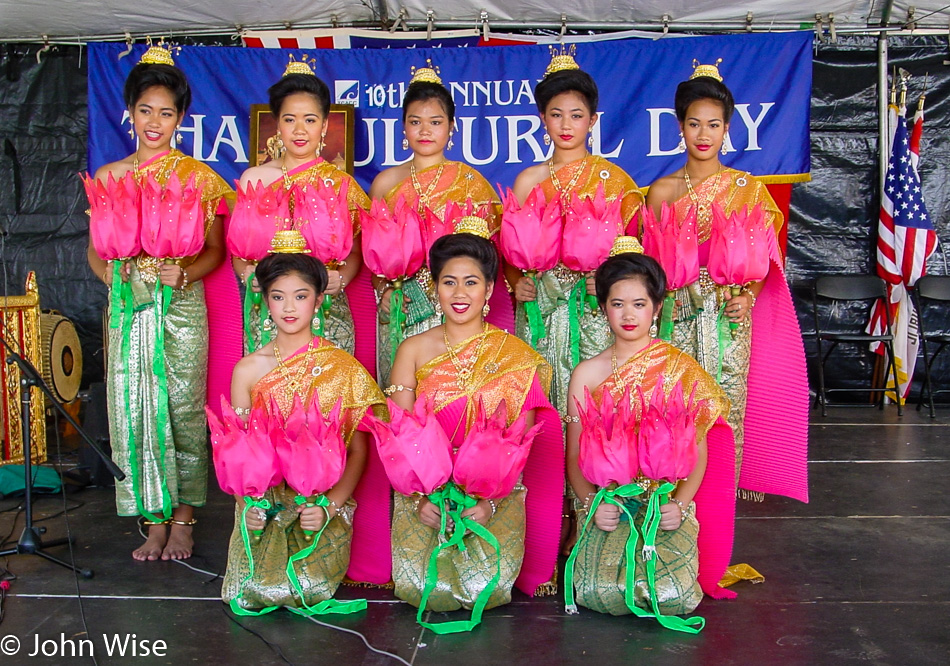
[{"x1": 867, "y1": 98, "x2": 938, "y2": 401}]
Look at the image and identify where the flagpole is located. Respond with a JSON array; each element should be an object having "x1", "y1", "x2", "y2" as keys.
[{"x1": 877, "y1": 33, "x2": 889, "y2": 196}]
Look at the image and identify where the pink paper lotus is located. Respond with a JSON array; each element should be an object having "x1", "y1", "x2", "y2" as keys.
[
  {"x1": 364, "y1": 395, "x2": 453, "y2": 496},
  {"x1": 422, "y1": 201, "x2": 458, "y2": 257},
  {"x1": 82, "y1": 171, "x2": 141, "y2": 259},
  {"x1": 296, "y1": 179, "x2": 354, "y2": 266},
  {"x1": 707, "y1": 203, "x2": 770, "y2": 287},
  {"x1": 636, "y1": 378, "x2": 699, "y2": 483},
  {"x1": 452, "y1": 399, "x2": 541, "y2": 499},
  {"x1": 140, "y1": 171, "x2": 206, "y2": 259},
  {"x1": 361, "y1": 195, "x2": 425, "y2": 281},
  {"x1": 498, "y1": 185, "x2": 562, "y2": 273},
  {"x1": 206, "y1": 396, "x2": 282, "y2": 498},
  {"x1": 227, "y1": 180, "x2": 281, "y2": 261},
  {"x1": 561, "y1": 183, "x2": 624, "y2": 272},
  {"x1": 640, "y1": 202, "x2": 700, "y2": 290},
  {"x1": 270, "y1": 394, "x2": 346, "y2": 498},
  {"x1": 574, "y1": 386, "x2": 639, "y2": 487}
]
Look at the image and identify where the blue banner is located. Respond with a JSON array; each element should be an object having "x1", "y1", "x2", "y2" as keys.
[{"x1": 88, "y1": 31, "x2": 811, "y2": 193}]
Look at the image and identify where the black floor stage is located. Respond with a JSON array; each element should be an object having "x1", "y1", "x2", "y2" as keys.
[{"x1": 0, "y1": 406, "x2": 947, "y2": 665}]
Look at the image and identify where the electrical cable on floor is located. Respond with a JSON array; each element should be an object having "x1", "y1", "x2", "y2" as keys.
[
  {"x1": 135, "y1": 521, "x2": 223, "y2": 582},
  {"x1": 221, "y1": 606, "x2": 297, "y2": 666},
  {"x1": 305, "y1": 615, "x2": 413, "y2": 666},
  {"x1": 51, "y1": 409, "x2": 99, "y2": 666}
]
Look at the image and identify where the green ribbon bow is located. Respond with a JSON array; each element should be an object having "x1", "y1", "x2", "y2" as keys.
[
  {"x1": 523, "y1": 272, "x2": 546, "y2": 348},
  {"x1": 564, "y1": 481, "x2": 705, "y2": 634},
  {"x1": 284, "y1": 494, "x2": 367, "y2": 617},
  {"x1": 229, "y1": 496, "x2": 281, "y2": 617},
  {"x1": 415, "y1": 482, "x2": 502, "y2": 635}
]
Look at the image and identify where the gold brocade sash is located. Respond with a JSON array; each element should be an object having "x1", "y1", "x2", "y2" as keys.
[
  {"x1": 274, "y1": 159, "x2": 370, "y2": 234},
  {"x1": 251, "y1": 337, "x2": 386, "y2": 443},
  {"x1": 593, "y1": 340, "x2": 729, "y2": 442},
  {"x1": 671, "y1": 167, "x2": 783, "y2": 243},
  {"x1": 539, "y1": 154, "x2": 643, "y2": 223},
  {"x1": 416, "y1": 327, "x2": 551, "y2": 431},
  {"x1": 384, "y1": 161, "x2": 501, "y2": 235}
]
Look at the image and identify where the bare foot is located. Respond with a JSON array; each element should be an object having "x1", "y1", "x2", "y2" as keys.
[
  {"x1": 133, "y1": 524, "x2": 167, "y2": 561},
  {"x1": 162, "y1": 523, "x2": 194, "y2": 560}
]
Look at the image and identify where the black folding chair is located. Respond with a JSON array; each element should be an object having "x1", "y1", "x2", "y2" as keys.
[
  {"x1": 811, "y1": 275, "x2": 902, "y2": 417},
  {"x1": 913, "y1": 275, "x2": 950, "y2": 418}
]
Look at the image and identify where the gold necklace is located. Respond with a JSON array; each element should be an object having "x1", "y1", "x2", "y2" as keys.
[
  {"x1": 610, "y1": 344, "x2": 648, "y2": 399},
  {"x1": 683, "y1": 166, "x2": 723, "y2": 230},
  {"x1": 273, "y1": 337, "x2": 315, "y2": 395},
  {"x1": 409, "y1": 160, "x2": 446, "y2": 211},
  {"x1": 548, "y1": 154, "x2": 590, "y2": 203},
  {"x1": 443, "y1": 323, "x2": 489, "y2": 391}
]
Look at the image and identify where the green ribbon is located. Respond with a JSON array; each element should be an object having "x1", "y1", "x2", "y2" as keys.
[
  {"x1": 130, "y1": 279, "x2": 173, "y2": 523},
  {"x1": 659, "y1": 291, "x2": 676, "y2": 341},
  {"x1": 416, "y1": 482, "x2": 502, "y2": 635},
  {"x1": 524, "y1": 272, "x2": 546, "y2": 348},
  {"x1": 389, "y1": 285, "x2": 407, "y2": 367},
  {"x1": 715, "y1": 302, "x2": 733, "y2": 384},
  {"x1": 108, "y1": 261, "x2": 124, "y2": 330},
  {"x1": 242, "y1": 272, "x2": 263, "y2": 352},
  {"x1": 568, "y1": 280, "x2": 591, "y2": 367},
  {"x1": 229, "y1": 496, "x2": 281, "y2": 617},
  {"x1": 563, "y1": 482, "x2": 705, "y2": 634},
  {"x1": 284, "y1": 494, "x2": 368, "y2": 617}
]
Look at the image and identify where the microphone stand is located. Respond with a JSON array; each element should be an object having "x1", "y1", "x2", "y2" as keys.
[{"x1": 0, "y1": 330, "x2": 125, "y2": 578}]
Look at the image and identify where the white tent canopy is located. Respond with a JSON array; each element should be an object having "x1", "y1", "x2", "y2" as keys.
[{"x1": 3, "y1": 1, "x2": 949, "y2": 41}]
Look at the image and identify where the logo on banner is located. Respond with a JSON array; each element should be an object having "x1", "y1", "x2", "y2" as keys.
[{"x1": 335, "y1": 80, "x2": 360, "y2": 106}]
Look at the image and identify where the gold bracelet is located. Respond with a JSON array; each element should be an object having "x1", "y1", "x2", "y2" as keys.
[
  {"x1": 180, "y1": 267, "x2": 190, "y2": 290},
  {"x1": 562, "y1": 415, "x2": 580, "y2": 424},
  {"x1": 669, "y1": 497, "x2": 691, "y2": 524},
  {"x1": 741, "y1": 285, "x2": 757, "y2": 308},
  {"x1": 327, "y1": 498, "x2": 340, "y2": 517},
  {"x1": 486, "y1": 498, "x2": 497, "y2": 518},
  {"x1": 384, "y1": 384, "x2": 415, "y2": 397}
]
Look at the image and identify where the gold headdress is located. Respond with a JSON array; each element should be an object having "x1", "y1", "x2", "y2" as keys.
[
  {"x1": 139, "y1": 38, "x2": 178, "y2": 66},
  {"x1": 284, "y1": 54, "x2": 316, "y2": 77},
  {"x1": 609, "y1": 236, "x2": 644, "y2": 257},
  {"x1": 690, "y1": 58, "x2": 724, "y2": 82},
  {"x1": 454, "y1": 216, "x2": 491, "y2": 240},
  {"x1": 409, "y1": 59, "x2": 442, "y2": 86},
  {"x1": 544, "y1": 44, "x2": 580, "y2": 78},
  {"x1": 270, "y1": 229, "x2": 310, "y2": 254}
]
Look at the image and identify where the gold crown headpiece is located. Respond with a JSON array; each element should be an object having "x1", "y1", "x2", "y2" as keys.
[
  {"x1": 609, "y1": 236, "x2": 644, "y2": 257},
  {"x1": 544, "y1": 44, "x2": 579, "y2": 78},
  {"x1": 454, "y1": 216, "x2": 491, "y2": 240},
  {"x1": 690, "y1": 58, "x2": 724, "y2": 82},
  {"x1": 409, "y1": 59, "x2": 442, "y2": 86},
  {"x1": 139, "y1": 38, "x2": 179, "y2": 67},
  {"x1": 284, "y1": 54, "x2": 316, "y2": 78},
  {"x1": 270, "y1": 229, "x2": 311, "y2": 254}
]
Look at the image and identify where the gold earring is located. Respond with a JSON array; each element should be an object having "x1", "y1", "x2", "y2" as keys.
[
  {"x1": 312, "y1": 312, "x2": 321, "y2": 330},
  {"x1": 721, "y1": 132, "x2": 729, "y2": 155},
  {"x1": 127, "y1": 117, "x2": 135, "y2": 139},
  {"x1": 318, "y1": 132, "x2": 326, "y2": 155},
  {"x1": 447, "y1": 132, "x2": 454, "y2": 150},
  {"x1": 677, "y1": 133, "x2": 686, "y2": 153},
  {"x1": 435, "y1": 302, "x2": 443, "y2": 316},
  {"x1": 176, "y1": 125, "x2": 183, "y2": 144},
  {"x1": 587, "y1": 133, "x2": 593, "y2": 148},
  {"x1": 482, "y1": 303, "x2": 490, "y2": 317},
  {"x1": 262, "y1": 316, "x2": 275, "y2": 332},
  {"x1": 649, "y1": 316, "x2": 658, "y2": 338},
  {"x1": 543, "y1": 133, "x2": 551, "y2": 146},
  {"x1": 402, "y1": 133, "x2": 409, "y2": 151}
]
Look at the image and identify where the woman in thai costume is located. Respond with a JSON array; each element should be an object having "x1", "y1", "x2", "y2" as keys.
[
  {"x1": 224, "y1": 251, "x2": 387, "y2": 610},
  {"x1": 508, "y1": 47, "x2": 644, "y2": 418},
  {"x1": 86, "y1": 45, "x2": 233, "y2": 561},
  {"x1": 387, "y1": 227, "x2": 564, "y2": 610},
  {"x1": 368, "y1": 61, "x2": 513, "y2": 385},
  {"x1": 565, "y1": 247, "x2": 738, "y2": 615},
  {"x1": 644, "y1": 62, "x2": 808, "y2": 502},
  {"x1": 234, "y1": 60, "x2": 371, "y2": 357}
]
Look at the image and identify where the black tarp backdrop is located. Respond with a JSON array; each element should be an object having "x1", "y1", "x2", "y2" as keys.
[{"x1": 1, "y1": 36, "x2": 948, "y2": 400}]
